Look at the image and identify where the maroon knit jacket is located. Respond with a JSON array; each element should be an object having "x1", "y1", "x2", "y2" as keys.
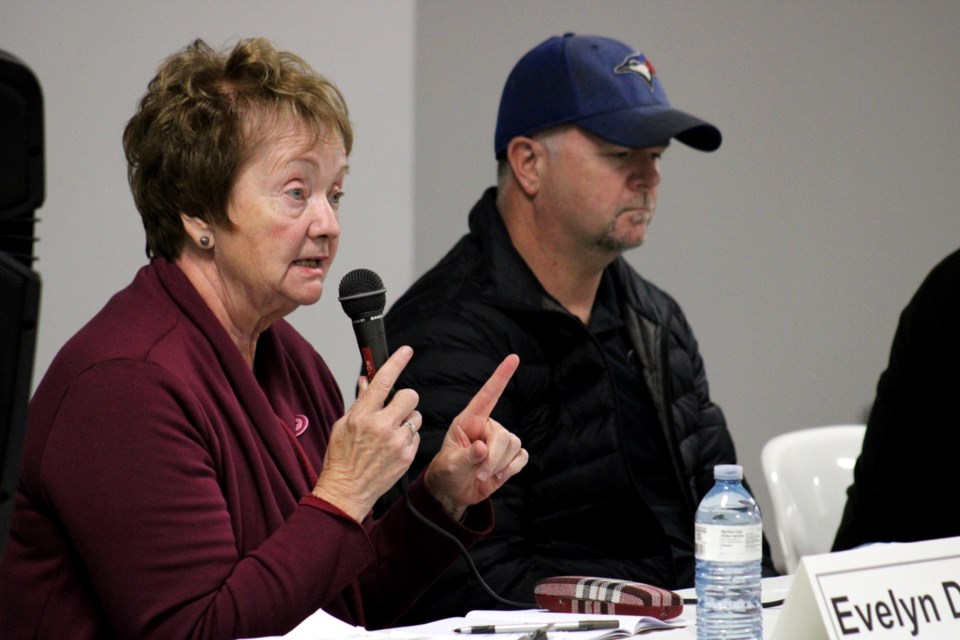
[{"x1": 0, "y1": 259, "x2": 491, "y2": 639}]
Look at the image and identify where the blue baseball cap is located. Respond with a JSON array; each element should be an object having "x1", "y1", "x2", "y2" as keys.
[{"x1": 494, "y1": 33, "x2": 721, "y2": 157}]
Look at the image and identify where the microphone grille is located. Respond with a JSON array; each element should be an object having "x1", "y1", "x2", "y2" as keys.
[{"x1": 338, "y1": 268, "x2": 386, "y2": 320}]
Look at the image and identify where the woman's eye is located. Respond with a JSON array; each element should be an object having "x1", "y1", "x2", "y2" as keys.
[
  {"x1": 287, "y1": 187, "x2": 306, "y2": 201},
  {"x1": 329, "y1": 191, "x2": 344, "y2": 205}
]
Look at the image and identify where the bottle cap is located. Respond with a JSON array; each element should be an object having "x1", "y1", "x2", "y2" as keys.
[{"x1": 714, "y1": 464, "x2": 743, "y2": 481}]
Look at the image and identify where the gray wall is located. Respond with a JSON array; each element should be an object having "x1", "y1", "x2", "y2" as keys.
[{"x1": 3, "y1": 1, "x2": 959, "y2": 573}]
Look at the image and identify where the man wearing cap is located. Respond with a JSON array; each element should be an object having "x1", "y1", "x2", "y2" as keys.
[{"x1": 382, "y1": 33, "x2": 776, "y2": 620}]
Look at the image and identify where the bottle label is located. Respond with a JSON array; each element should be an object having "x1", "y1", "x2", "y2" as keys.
[{"x1": 695, "y1": 523, "x2": 763, "y2": 562}]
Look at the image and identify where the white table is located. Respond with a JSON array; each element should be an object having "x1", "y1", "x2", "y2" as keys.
[{"x1": 381, "y1": 575, "x2": 794, "y2": 640}]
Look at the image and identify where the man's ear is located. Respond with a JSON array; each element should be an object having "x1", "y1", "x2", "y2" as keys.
[
  {"x1": 505, "y1": 136, "x2": 544, "y2": 197},
  {"x1": 180, "y1": 213, "x2": 215, "y2": 250}
]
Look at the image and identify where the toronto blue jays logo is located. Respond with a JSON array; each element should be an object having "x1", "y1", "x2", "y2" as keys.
[{"x1": 614, "y1": 54, "x2": 656, "y2": 87}]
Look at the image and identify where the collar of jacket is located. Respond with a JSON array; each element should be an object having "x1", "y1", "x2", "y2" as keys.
[{"x1": 469, "y1": 186, "x2": 661, "y2": 326}]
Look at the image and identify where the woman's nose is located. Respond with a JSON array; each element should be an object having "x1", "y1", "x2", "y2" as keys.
[{"x1": 309, "y1": 199, "x2": 340, "y2": 239}]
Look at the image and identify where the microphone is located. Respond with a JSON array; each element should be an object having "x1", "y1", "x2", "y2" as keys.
[
  {"x1": 338, "y1": 268, "x2": 405, "y2": 496},
  {"x1": 338, "y1": 268, "x2": 388, "y2": 380}
]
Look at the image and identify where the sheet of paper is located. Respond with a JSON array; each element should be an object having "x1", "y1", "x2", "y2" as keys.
[
  {"x1": 370, "y1": 617, "x2": 480, "y2": 640},
  {"x1": 380, "y1": 610, "x2": 689, "y2": 640},
  {"x1": 282, "y1": 606, "x2": 372, "y2": 639},
  {"x1": 464, "y1": 609, "x2": 689, "y2": 636}
]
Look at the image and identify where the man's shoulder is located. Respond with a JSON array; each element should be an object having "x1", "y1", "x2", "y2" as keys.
[
  {"x1": 387, "y1": 237, "x2": 483, "y2": 323},
  {"x1": 916, "y1": 246, "x2": 960, "y2": 296},
  {"x1": 897, "y1": 246, "x2": 960, "y2": 338}
]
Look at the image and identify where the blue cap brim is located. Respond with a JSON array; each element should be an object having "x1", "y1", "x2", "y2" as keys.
[{"x1": 576, "y1": 106, "x2": 722, "y2": 152}]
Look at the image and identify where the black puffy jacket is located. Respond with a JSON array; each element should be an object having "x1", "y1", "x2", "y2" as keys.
[{"x1": 383, "y1": 187, "x2": 773, "y2": 622}]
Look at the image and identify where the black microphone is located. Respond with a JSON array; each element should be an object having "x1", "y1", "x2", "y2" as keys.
[
  {"x1": 338, "y1": 268, "x2": 389, "y2": 380},
  {"x1": 338, "y1": 268, "x2": 406, "y2": 496}
]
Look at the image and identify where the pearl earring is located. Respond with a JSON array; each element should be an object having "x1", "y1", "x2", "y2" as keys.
[{"x1": 200, "y1": 236, "x2": 210, "y2": 248}]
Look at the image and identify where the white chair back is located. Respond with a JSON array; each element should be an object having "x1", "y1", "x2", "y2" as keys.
[{"x1": 760, "y1": 424, "x2": 866, "y2": 573}]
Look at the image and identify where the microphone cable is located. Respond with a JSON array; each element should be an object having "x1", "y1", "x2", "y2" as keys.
[{"x1": 396, "y1": 472, "x2": 538, "y2": 610}]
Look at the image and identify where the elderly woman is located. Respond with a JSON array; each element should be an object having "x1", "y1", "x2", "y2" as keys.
[{"x1": 0, "y1": 38, "x2": 527, "y2": 639}]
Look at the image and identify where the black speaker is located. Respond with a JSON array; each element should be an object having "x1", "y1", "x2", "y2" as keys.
[
  {"x1": 0, "y1": 49, "x2": 44, "y2": 264},
  {"x1": 0, "y1": 49, "x2": 44, "y2": 552}
]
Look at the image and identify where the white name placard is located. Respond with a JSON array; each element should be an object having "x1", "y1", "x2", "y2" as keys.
[{"x1": 771, "y1": 536, "x2": 960, "y2": 639}]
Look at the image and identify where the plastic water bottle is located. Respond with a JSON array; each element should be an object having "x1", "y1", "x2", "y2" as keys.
[{"x1": 695, "y1": 464, "x2": 763, "y2": 640}]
